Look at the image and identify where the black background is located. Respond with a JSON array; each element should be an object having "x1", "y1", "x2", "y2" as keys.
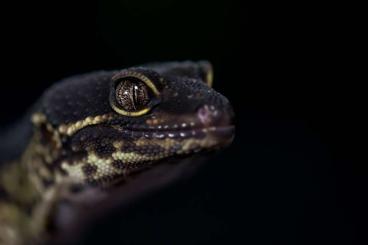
[{"x1": 0, "y1": 1, "x2": 365, "y2": 244}]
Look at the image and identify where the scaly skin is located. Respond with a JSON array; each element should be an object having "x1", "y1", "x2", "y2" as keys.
[{"x1": 0, "y1": 61, "x2": 234, "y2": 244}]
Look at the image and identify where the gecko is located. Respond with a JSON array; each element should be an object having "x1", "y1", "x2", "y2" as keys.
[{"x1": 0, "y1": 61, "x2": 234, "y2": 244}]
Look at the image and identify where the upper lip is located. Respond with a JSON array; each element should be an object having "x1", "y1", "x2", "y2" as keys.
[
  {"x1": 125, "y1": 122, "x2": 234, "y2": 131},
  {"x1": 116, "y1": 125, "x2": 235, "y2": 139}
]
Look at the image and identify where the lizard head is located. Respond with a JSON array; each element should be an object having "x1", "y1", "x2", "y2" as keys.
[{"x1": 35, "y1": 61, "x2": 234, "y2": 186}]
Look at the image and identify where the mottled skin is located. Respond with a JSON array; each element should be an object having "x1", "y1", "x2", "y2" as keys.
[{"x1": 0, "y1": 61, "x2": 234, "y2": 244}]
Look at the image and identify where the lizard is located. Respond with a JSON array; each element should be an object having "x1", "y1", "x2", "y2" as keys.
[{"x1": 0, "y1": 61, "x2": 234, "y2": 244}]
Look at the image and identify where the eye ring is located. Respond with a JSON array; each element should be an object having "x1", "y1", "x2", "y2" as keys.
[
  {"x1": 110, "y1": 70, "x2": 160, "y2": 117},
  {"x1": 112, "y1": 70, "x2": 160, "y2": 97}
]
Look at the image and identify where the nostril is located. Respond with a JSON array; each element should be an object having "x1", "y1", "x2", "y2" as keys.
[
  {"x1": 197, "y1": 105, "x2": 216, "y2": 126},
  {"x1": 197, "y1": 104, "x2": 234, "y2": 127}
]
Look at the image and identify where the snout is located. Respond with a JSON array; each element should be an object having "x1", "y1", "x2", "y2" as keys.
[
  {"x1": 197, "y1": 104, "x2": 234, "y2": 128},
  {"x1": 195, "y1": 103, "x2": 235, "y2": 144}
]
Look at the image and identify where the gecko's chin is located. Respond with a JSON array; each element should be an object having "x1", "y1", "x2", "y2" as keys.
[{"x1": 202, "y1": 125, "x2": 235, "y2": 145}]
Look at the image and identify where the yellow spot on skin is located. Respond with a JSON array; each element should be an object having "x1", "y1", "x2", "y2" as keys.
[
  {"x1": 111, "y1": 152, "x2": 154, "y2": 162},
  {"x1": 58, "y1": 125, "x2": 67, "y2": 134},
  {"x1": 31, "y1": 113, "x2": 47, "y2": 125},
  {"x1": 113, "y1": 141, "x2": 123, "y2": 149},
  {"x1": 58, "y1": 114, "x2": 113, "y2": 136},
  {"x1": 61, "y1": 161, "x2": 85, "y2": 181},
  {"x1": 38, "y1": 166, "x2": 51, "y2": 179},
  {"x1": 46, "y1": 124, "x2": 53, "y2": 132},
  {"x1": 87, "y1": 153, "x2": 112, "y2": 166},
  {"x1": 146, "y1": 118, "x2": 160, "y2": 125}
]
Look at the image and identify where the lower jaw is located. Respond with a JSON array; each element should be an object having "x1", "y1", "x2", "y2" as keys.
[
  {"x1": 84, "y1": 126, "x2": 235, "y2": 186},
  {"x1": 127, "y1": 126, "x2": 234, "y2": 171},
  {"x1": 93, "y1": 147, "x2": 225, "y2": 187}
]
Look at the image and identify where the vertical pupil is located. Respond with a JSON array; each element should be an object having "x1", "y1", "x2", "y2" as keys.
[
  {"x1": 133, "y1": 85, "x2": 139, "y2": 107},
  {"x1": 132, "y1": 84, "x2": 139, "y2": 110},
  {"x1": 116, "y1": 79, "x2": 150, "y2": 112}
]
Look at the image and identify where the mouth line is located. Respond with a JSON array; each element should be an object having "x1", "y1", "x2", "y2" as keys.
[{"x1": 118, "y1": 125, "x2": 235, "y2": 139}]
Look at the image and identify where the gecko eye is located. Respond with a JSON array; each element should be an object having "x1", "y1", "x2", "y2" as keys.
[
  {"x1": 115, "y1": 79, "x2": 150, "y2": 112},
  {"x1": 110, "y1": 70, "x2": 160, "y2": 116}
]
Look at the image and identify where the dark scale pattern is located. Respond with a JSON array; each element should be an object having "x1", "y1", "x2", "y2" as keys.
[
  {"x1": 70, "y1": 126, "x2": 121, "y2": 152},
  {"x1": 94, "y1": 141, "x2": 116, "y2": 158},
  {"x1": 120, "y1": 141, "x2": 137, "y2": 152},
  {"x1": 41, "y1": 71, "x2": 116, "y2": 125},
  {"x1": 120, "y1": 141, "x2": 168, "y2": 156},
  {"x1": 144, "y1": 60, "x2": 211, "y2": 83},
  {"x1": 134, "y1": 144, "x2": 166, "y2": 157},
  {"x1": 81, "y1": 164, "x2": 97, "y2": 177},
  {"x1": 127, "y1": 161, "x2": 152, "y2": 170},
  {"x1": 111, "y1": 160, "x2": 126, "y2": 170},
  {"x1": 155, "y1": 76, "x2": 230, "y2": 115},
  {"x1": 55, "y1": 151, "x2": 87, "y2": 167}
]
